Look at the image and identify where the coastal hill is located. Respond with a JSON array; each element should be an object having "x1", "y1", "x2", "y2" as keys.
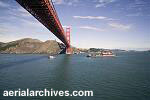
[
  {"x1": 0, "y1": 38, "x2": 65, "y2": 54},
  {"x1": 0, "y1": 42, "x2": 5, "y2": 46},
  {"x1": 0, "y1": 38, "x2": 129, "y2": 54}
]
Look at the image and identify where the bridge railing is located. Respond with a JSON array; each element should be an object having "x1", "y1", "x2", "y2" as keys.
[
  {"x1": 48, "y1": 0, "x2": 66, "y2": 36},
  {"x1": 45, "y1": 0, "x2": 69, "y2": 46}
]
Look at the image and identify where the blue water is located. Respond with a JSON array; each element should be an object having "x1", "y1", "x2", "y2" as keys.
[{"x1": 0, "y1": 52, "x2": 150, "y2": 100}]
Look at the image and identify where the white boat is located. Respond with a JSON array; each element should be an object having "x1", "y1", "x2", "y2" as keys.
[
  {"x1": 86, "y1": 54, "x2": 92, "y2": 57},
  {"x1": 48, "y1": 56, "x2": 56, "y2": 59}
]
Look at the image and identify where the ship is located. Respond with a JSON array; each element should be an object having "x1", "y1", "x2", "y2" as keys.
[
  {"x1": 87, "y1": 50, "x2": 115, "y2": 57},
  {"x1": 99, "y1": 51, "x2": 115, "y2": 56}
]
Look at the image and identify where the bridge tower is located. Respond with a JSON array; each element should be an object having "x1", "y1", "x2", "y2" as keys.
[{"x1": 66, "y1": 27, "x2": 72, "y2": 54}]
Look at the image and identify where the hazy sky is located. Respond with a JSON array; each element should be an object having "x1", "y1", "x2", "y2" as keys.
[{"x1": 0, "y1": 0, "x2": 150, "y2": 50}]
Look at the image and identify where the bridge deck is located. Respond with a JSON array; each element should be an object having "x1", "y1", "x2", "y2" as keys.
[{"x1": 16, "y1": 0, "x2": 70, "y2": 47}]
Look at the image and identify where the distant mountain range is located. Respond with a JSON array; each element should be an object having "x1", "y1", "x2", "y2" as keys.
[{"x1": 0, "y1": 38, "x2": 65, "y2": 54}]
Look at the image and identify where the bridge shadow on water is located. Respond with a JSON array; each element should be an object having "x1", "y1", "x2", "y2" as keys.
[
  {"x1": 0, "y1": 55, "x2": 46, "y2": 70},
  {"x1": 45, "y1": 54, "x2": 72, "y2": 100},
  {"x1": 54, "y1": 54, "x2": 71, "y2": 83}
]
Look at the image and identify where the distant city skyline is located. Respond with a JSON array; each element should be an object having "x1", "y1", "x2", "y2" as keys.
[{"x1": 0, "y1": 0, "x2": 150, "y2": 50}]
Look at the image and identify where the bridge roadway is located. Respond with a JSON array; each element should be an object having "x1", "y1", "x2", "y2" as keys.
[{"x1": 16, "y1": 0, "x2": 70, "y2": 48}]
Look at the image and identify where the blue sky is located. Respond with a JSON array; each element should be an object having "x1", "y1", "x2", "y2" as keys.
[{"x1": 0, "y1": 0, "x2": 150, "y2": 50}]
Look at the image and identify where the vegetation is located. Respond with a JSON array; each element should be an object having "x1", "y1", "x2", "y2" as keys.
[
  {"x1": 0, "y1": 43, "x2": 18, "y2": 51},
  {"x1": 0, "y1": 38, "x2": 66, "y2": 54},
  {"x1": 89, "y1": 48, "x2": 104, "y2": 52}
]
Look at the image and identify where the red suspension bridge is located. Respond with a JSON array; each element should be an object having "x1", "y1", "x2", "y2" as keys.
[{"x1": 16, "y1": 0, "x2": 72, "y2": 54}]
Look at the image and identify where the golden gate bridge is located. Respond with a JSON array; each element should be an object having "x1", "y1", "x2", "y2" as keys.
[{"x1": 16, "y1": 0, "x2": 72, "y2": 54}]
